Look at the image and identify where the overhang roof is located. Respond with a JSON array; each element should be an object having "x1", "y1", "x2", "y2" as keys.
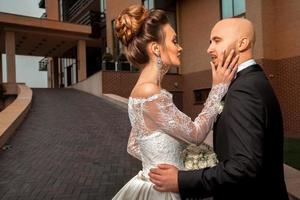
[{"x1": 0, "y1": 12, "x2": 101, "y2": 58}]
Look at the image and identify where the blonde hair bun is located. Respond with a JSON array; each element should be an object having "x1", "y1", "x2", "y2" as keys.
[{"x1": 115, "y1": 5, "x2": 149, "y2": 46}]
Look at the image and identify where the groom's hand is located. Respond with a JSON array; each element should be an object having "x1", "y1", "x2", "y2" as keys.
[{"x1": 149, "y1": 164, "x2": 179, "y2": 193}]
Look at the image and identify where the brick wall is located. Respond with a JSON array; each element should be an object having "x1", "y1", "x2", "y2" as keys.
[
  {"x1": 260, "y1": 57, "x2": 300, "y2": 137},
  {"x1": 182, "y1": 58, "x2": 300, "y2": 137},
  {"x1": 102, "y1": 0, "x2": 300, "y2": 137},
  {"x1": 183, "y1": 70, "x2": 212, "y2": 120},
  {"x1": 102, "y1": 71, "x2": 183, "y2": 98},
  {"x1": 178, "y1": 0, "x2": 220, "y2": 74}
]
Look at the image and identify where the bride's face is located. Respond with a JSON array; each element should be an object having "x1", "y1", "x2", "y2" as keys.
[
  {"x1": 160, "y1": 24, "x2": 183, "y2": 68},
  {"x1": 207, "y1": 23, "x2": 238, "y2": 66}
]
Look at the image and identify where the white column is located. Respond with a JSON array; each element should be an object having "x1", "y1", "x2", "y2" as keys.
[
  {"x1": 77, "y1": 40, "x2": 87, "y2": 82},
  {"x1": 5, "y1": 31, "x2": 16, "y2": 83}
]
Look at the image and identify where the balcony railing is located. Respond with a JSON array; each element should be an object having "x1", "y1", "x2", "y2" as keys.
[
  {"x1": 63, "y1": 0, "x2": 106, "y2": 39},
  {"x1": 39, "y1": 57, "x2": 48, "y2": 71},
  {"x1": 77, "y1": 11, "x2": 105, "y2": 25},
  {"x1": 64, "y1": 0, "x2": 93, "y2": 22},
  {"x1": 74, "y1": 11, "x2": 106, "y2": 38}
]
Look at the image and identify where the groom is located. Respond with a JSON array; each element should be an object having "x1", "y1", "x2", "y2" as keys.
[{"x1": 149, "y1": 18, "x2": 288, "y2": 199}]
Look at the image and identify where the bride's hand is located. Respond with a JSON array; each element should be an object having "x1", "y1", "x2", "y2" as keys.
[{"x1": 211, "y1": 49, "x2": 239, "y2": 86}]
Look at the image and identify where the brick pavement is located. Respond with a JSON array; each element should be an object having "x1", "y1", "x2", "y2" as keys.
[{"x1": 0, "y1": 89, "x2": 141, "y2": 200}]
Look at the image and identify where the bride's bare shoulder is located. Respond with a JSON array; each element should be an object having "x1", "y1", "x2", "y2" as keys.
[{"x1": 130, "y1": 83, "x2": 161, "y2": 99}]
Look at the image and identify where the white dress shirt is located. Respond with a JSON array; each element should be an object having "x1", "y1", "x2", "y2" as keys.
[{"x1": 235, "y1": 59, "x2": 256, "y2": 78}]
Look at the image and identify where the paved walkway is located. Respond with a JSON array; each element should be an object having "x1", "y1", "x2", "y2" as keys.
[{"x1": 0, "y1": 89, "x2": 141, "y2": 200}]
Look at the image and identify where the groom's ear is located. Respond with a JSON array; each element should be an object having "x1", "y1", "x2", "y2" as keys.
[{"x1": 238, "y1": 37, "x2": 250, "y2": 52}]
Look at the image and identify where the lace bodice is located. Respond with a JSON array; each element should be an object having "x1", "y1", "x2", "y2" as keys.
[{"x1": 127, "y1": 84, "x2": 228, "y2": 173}]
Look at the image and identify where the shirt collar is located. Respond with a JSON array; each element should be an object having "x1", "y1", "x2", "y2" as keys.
[
  {"x1": 234, "y1": 59, "x2": 256, "y2": 79},
  {"x1": 237, "y1": 59, "x2": 256, "y2": 73}
]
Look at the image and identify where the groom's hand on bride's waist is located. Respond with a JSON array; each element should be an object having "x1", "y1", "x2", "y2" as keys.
[{"x1": 148, "y1": 164, "x2": 179, "y2": 193}]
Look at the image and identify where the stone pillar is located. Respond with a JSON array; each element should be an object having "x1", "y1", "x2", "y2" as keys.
[
  {"x1": 77, "y1": 40, "x2": 87, "y2": 82},
  {"x1": 5, "y1": 31, "x2": 16, "y2": 83},
  {"x1": 45, "y1": 0, "x2": 59, "y2": 20}
]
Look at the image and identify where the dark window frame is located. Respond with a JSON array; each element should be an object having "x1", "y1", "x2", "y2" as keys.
[{"x1": 193, "y1": 88, "x2": 211, "y2": 105}]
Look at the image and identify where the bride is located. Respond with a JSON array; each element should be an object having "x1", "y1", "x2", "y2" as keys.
[{"x1": 112, "y1": 4, "x2": 238, "y2": 200}]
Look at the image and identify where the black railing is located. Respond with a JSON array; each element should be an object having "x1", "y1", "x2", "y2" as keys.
[
  {"x1": 39, "y1": 57, "x2": 48, "y2": 71},
  {"x1": 63, "y1": 0, "x2": 106, "y2": 38},
  {"x1": 64, "y1": 0, "x2": 93, "y2": 22},
  {"x1": 77, "y1": 11, "x2": 105, "y2": 25},
  {"x1": 73, "y1": 10, "x2": 106, "y2": 38}
]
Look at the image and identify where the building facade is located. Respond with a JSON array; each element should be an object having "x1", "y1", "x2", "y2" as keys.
[
  {"x1": 0, "y1": 0, "x2": 299, "y2": 137},
  {"x1": 105, "y1": 0, "x2": 300, "y2": 137},
  {"x1": 38, "y1": 0, "x2": 106, "y2": 87}
]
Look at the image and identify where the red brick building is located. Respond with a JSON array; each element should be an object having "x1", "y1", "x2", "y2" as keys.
[
  {"x1": 0, "y1": 0, "x2": 299, "y2": 137},
  {"x1": 105, "y1": 0, "x2": 300, "y2": 137}
]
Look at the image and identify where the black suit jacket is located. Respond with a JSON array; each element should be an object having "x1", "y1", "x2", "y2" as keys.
[{"x1": 178, "y1": 64, "x2": 288, "y2": 200}]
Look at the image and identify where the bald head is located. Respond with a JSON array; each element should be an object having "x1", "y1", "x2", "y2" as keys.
[
  {"x1": 214, "y1": 18, "x2": 255, "y2": 48},
  {"x1": 207, "y1": 18, "x2": 255, "y2": 65}
]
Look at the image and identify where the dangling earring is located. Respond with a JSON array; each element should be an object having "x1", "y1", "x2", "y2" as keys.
[{"x1": 156, "y1": 56, "x2": 162, "y2": 86}]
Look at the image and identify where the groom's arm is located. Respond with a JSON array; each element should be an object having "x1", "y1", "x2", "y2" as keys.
[{"x1": 178, "y1": 85, "x2": 265, "y2": 198}]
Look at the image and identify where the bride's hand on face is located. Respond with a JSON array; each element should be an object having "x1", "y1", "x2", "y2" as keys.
[{"x1": 211, "y1": 49, "x2": 239, "y2": 86}]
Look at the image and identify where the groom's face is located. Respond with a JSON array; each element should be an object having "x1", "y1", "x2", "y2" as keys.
[{"x1": 207, "y1": 23, "x2": 238, "y2": 66}]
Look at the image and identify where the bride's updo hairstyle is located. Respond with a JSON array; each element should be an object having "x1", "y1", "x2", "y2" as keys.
[{"x1": 115, "y1": 5, "x2": 169, "y2": 67}]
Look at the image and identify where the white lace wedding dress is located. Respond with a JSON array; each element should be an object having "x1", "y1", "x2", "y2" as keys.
[{"x1": 112, "y1": 84, "x2": 227, "y2": 200}]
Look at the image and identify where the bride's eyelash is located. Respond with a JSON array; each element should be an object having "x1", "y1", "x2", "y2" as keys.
[{"x1": 173, "y1": 37, "x2": 178, "y2": 44}]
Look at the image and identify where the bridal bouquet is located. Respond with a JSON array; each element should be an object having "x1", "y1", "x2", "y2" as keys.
[{"x1": 182, "y1": 143, "x2": 218, "y2": 170}]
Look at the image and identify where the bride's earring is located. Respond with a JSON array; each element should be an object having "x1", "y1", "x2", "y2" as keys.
[{"x1": 156, "y1": 56, "x2": 162, "y2": 86}]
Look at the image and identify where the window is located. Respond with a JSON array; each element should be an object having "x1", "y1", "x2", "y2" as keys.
[
  {"x1": 221, "y1": 0, "x2": 246, "y2": 19},
  {"x1": 194, "y1": 88, "x2": 211, "y2": 105},
  {"x1": 142, "y1": 0, "x2": 155, "y2": 9},
  {"x1": 100, "y1": 0, "x2": 106, "y2": 13}
]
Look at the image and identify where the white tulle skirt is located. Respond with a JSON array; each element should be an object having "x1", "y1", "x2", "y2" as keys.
[{"x1": 112, "y1": 171, "x2": 181, "y2": 200}]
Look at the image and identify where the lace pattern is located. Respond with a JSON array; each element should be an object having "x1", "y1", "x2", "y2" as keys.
[{"x1": 127, "y1": 83, "x2": 228, "y2": 161}]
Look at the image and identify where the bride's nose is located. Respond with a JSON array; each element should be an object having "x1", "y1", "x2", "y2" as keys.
[{"x1": 178, "y1": 45, "x2": 183, "y2": 52}]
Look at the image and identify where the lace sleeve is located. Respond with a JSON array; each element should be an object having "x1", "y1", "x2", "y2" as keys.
[
  {"x1": 127, "y1": 129, "x2": 142, "y2": 161},
  {"x1": 142, "y1": 83, "x2": 228, "y2": 145}
]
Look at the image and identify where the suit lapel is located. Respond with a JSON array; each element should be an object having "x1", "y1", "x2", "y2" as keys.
[{"x1": 213, "y1": 64, "x2": 263, "y2": 148}]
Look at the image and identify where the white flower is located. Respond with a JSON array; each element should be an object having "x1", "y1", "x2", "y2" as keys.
[
  {"x1": 185, "y1": 160, "x2": 194, "y2": 170},
  {"x1": 217, "y1": 101, "x2": 225, "y2": 114},
  {"x1": 182, "y1": 143, "x2": 218, "y2": 170}
]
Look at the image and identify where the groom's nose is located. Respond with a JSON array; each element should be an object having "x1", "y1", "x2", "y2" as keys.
[{"x1": 207, "y1": 44, "x2": 213, "y2": 54}]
